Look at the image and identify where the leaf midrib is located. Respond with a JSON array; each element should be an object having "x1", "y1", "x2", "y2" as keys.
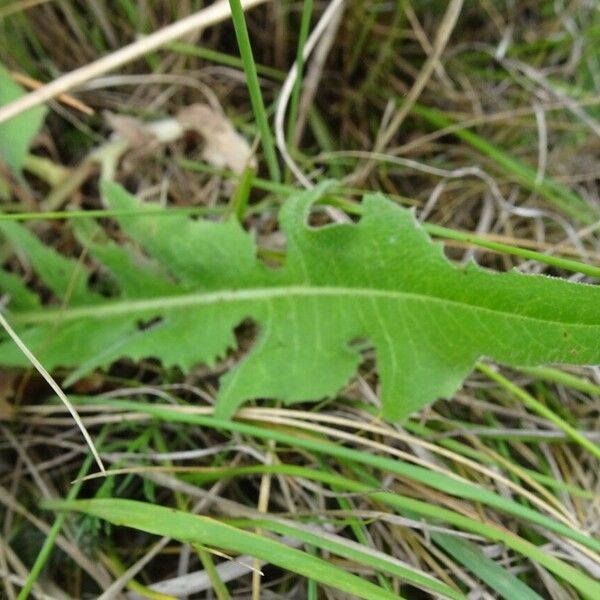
[{"x1": 8, "y1": 284, "x2": 595, "y2": 329}]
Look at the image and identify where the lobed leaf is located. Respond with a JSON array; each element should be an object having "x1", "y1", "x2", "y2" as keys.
[{"x1": 1, "y1": 181, "x2": 600, "y2": 420}]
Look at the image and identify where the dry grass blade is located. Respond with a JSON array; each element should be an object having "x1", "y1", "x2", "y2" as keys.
[
  {"x1": 0, "y1": 0, "x2": 269, "y2": 124},
  {"x1": 275, "y1": 0, "x2": 346, "y2": 187},
  {"x1": 9, "y1": 71, "x2": 94, "y2": 115},
  {"x1": 0, "y1": 312, "x2": 105, "y2": 474}
]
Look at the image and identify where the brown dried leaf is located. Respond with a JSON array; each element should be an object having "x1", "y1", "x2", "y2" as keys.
[
  {"x1": 177, "y1": 103, "x2": 256, "y2": 174},
  {"x1": 104, "y1": 112, "x2": 158, "y2": 150}
]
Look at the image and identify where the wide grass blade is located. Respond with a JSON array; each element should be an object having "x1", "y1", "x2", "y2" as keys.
[{"x1": 44, "y1": 498, "x2": 405, "y2": 600}]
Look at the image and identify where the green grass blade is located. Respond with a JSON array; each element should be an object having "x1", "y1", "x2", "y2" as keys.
[
  {"x1": 229, "y1": 517, "x2": 465, "y2": 600},
  {"x1": 76, "y1": 400, "x2": 600, "y2": 558},
  {"x1": 226, "y1": 166, "x2": 255, "y2": 221},
  {"x1": 74, "y1": 448, "x2": 600, "y2": 599},
  {"x1": 10, "y1": 160, "x2": 581, "y2": 279},
  {"x1": 179, "y1": 465, "x2": 462, "y2": 598},
  {"x1": 227, "y1": 0, "x2": 281, "y2": 182},
  {"x1": 43, "y1": 498, "x2": 404, "y2": 600},
  {"x1": 520, "y1": 365, "x2": 600, "y2": 396},
  {"x1": 286, "y1": 0, "x2": 313, "y2": 150},
  {"x1": 167, "y1": 41, "x2": 285, "y2": 81},
  {"x1": 478, "y1": 363, "x2": 600, "y2": 461},
  {"x1": 198, "y1": 463, "x2": 600, "y2": 599},
  {"x1": 197, "y1": 546, "x2": 232, "y2": 600},
  {"x1": 425, "y1": 223, "x2": 600, "y2": 279},
  {"x1": 433, "y1": 534, "x2": 545, "y2": 600}
]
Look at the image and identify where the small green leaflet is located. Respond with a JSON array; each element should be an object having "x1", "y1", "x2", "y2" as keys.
[{"x1": 1, "y1": 181, "x2": 599, "y2": 421}]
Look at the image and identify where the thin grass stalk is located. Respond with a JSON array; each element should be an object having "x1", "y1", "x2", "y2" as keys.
[{"x1": 228, "y1": 0, "x2": 281, "y2": 182}]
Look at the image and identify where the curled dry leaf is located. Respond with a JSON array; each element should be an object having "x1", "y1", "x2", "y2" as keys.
[
  {"x1": 177, "y1": 103, "x2": 256, "y2": 174},
  {"x1": 104, "y1": 111, "x2": 159, "y2": 150}
]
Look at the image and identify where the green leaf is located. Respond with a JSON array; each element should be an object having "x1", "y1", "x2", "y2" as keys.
[
  {"x1": 1, "y1": 181, "x2": 600, "y2": 421},
  {"x1": 0, "y1": 220, "x2": 94, "y2": 303},
  {"x1": 43, "y1": 498, "x2": 405, "y2": 600},
  {"x1": 0, "y1": 62, "x2": 47, "y2": 174}
]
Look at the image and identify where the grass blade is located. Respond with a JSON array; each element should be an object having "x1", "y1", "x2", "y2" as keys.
[
  {"x1": 478, "y1": 362, "x2": 600, "y2": 461},
  {"x1": 433, "y1": 534, "x2": 545, "y2": 600},
  {"x1": 44, "y1": 498, "x2": 405, "y2": 600},
  {"x1": 228, "y1": 0, "x2": 281, "y2": 182}
]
